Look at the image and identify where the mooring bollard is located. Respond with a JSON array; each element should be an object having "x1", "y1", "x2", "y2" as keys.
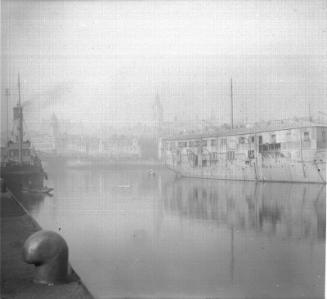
[{"x1": 23, "y1": 230, "x2": 69, "y2": 285}]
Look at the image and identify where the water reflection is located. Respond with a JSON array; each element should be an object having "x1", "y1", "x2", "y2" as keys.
[
  {"x1": 18, "y1": 168, "x2": 325, "y2": 299},
  {"x1": 162, "y1": 178, "x2": 325, "y2": 241}
]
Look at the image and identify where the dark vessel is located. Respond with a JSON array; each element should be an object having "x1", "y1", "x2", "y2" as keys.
[{"x1": 0, "y1": 75, "x2": 47, "y2": 191}]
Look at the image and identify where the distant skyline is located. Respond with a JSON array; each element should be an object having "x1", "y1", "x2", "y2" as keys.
[{"x1": 2, "y1": 0, "x2": 327, "y2": 134}]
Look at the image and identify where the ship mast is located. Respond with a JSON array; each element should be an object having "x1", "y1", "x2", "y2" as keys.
[
  {"x1": 5, "y1": 88, "x2": 10, "y2": 144},
  {"x1": 17, "y1": 73, "x2": 23, "y2": 163},
  {"x1": 308, "y1": 103, "x2": 312, "y2": 122},
  {"x1": 230, "y1": 78, "x2": 234, "y2": 129}
]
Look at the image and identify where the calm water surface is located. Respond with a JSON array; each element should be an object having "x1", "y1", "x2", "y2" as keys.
[{"x1": 19, "y1": 166, "x2": 325, "y2": 299}]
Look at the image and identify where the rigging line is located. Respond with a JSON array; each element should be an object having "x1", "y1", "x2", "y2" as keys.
[{"x1": 299, "y1": 129, "x2": 307, "y2": 178}]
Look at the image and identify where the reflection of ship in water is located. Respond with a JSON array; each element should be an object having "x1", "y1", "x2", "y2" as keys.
[{"x1": 162, "y1": 178, "x2": 325, "y2": 240}]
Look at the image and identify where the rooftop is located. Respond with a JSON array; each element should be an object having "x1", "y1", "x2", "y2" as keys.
[{"x1": 162, "y1": 120, "x2": 327, "y2": 141}]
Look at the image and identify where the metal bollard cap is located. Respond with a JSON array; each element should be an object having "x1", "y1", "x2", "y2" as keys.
[{"x1": 23, "y1": 230, "x2": 69, "y2": 285}]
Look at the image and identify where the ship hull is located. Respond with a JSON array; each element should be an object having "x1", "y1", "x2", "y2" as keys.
[
  {"x1": 167, "y1": 160, "x2": 326, "y2": 184},
  {"x1": 0, "y1": 165, "x2": 45, "y2": 190},
  {"x1": 161, "y1": 124, "x2": 327, "y2": 184}
]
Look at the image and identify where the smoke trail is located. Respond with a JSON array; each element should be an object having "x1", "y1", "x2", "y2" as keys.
[{"x1": 25, "y1": 82, "x2": 73, "y2": 110}]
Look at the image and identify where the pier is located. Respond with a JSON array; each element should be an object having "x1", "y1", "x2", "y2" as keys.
[{"x1": 1, "y1": 188, "x2": 93, "y2": 299}]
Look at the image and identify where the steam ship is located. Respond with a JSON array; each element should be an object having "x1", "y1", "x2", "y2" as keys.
[{"x1": 0, "y1": 76, "x2": 47, "y2": 190}]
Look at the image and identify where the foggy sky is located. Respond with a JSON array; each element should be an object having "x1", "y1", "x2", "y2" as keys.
[{"x1": 2, "y1": 0, "x2": 327, "y2": 133}]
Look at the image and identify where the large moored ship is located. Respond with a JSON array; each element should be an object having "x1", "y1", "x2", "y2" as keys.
[
  {"x1": 160, "y1": 121, "x2": 326, "y2": 184},
  {"x1": 0, "y1": 76, "x2": 47, "y2": 190}
]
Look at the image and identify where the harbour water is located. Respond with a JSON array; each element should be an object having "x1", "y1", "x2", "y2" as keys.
[{"x1": 18, "y1": 165, "x2": 325, "y2": 299}]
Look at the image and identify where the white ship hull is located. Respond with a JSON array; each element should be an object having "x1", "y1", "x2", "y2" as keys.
[
  {"x1": 161, "y1": 123, "x2": 327, "y2": 184},
  {"x1": 168, "y1": 159, "x2": 326, "y2": 184}
]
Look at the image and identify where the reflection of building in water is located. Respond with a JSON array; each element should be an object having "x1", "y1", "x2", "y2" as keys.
[{"x1": 162, "y1": 178, "x2": 326, "y2": 241}]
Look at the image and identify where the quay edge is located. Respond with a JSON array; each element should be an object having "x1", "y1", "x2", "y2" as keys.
[{"x1": 1, "y1": 186, "x2": 94, "y2": 299}]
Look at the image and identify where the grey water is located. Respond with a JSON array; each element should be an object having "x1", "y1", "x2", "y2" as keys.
[{"x1": 19, "y1": 165, "x2": 325, "y2": 299}]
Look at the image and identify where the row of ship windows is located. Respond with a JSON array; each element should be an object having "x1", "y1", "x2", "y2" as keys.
[
  {"x1": 190, "y1": 149, "x2": 278, "y2": 163},
  {"x1": 187, "y1": 146, "x2": 282, "y2": 162},
  {"x1": 170, "y1": 132, "x2": 311, "y2": 149}
]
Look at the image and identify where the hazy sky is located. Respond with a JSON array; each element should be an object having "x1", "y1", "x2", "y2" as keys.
[{"x1": 2, "y1": 0, "x2": 327, "y2": 132}]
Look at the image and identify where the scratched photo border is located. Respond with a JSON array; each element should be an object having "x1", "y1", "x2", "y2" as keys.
[{"x1": 1, "y1": 1, "x2": 326, "y2": 299}]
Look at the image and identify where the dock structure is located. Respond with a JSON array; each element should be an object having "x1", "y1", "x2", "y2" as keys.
[{"x1": 1, "y1": 189, "x2": 93, "y2": 299}]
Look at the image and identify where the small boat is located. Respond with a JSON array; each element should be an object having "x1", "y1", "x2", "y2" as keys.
[
  {"x1": 22, "y1": 186, "x2": 54, "y2": 194},
  {"x1": 147, "y1": 169, "x2": 156, "y2": 176}
]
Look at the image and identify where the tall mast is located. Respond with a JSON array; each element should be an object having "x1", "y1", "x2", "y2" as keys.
[
  {"x1": 17, "y1": 73, "x2": 23, "y2": 163},
  {"x1": 230, "y1": 78, "x2": 234, "y2": 129},
  {"x1": 5, "y1": 88, "x2": 10, "y2": 144},
  {"x1": 18, "y1": 73, "x2": 22, "y2": 106}
]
